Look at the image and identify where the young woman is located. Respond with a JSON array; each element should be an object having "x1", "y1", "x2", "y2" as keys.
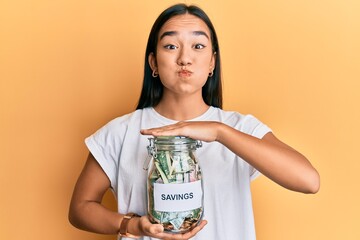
[{"x1": 69, "y1": 4, "x2": 320, "y2": 240}]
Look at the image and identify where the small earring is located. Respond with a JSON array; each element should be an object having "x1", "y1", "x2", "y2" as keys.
[
  {"x1": 209, "y1": 70, "x2": 214, "y2": 77},
  {"x1": 152, "y1": 70, "x2": 158, "y2": 78}
]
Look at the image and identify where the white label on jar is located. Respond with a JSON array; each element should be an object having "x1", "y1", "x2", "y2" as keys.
[{"x1": 153, "y1": 180, "x2": 203, "y2": 212}]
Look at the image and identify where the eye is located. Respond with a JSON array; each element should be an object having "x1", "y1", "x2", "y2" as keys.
[
  {"x1": 164, "y1": 44, "x2": 178, "y2": 50},
  {"x1": 194, "y1": 44, "x2": 205, "y2": 49}
]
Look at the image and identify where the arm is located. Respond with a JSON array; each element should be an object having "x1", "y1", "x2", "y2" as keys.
[
  {"x1": 141, "y1": 121, "x2": 320, "y2": 194},
  {"x1": 68, "y1": 153, "x2": 125, "y2": 234},
  {"x1": 218, "y1": 123, "x2": 320, "y2": 193},
  {"x1": 68, "y1": 153, "x2": 207, "y2": 238}
]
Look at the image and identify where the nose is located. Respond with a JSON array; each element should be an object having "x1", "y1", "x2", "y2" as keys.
[{"x1": 177, "y1": 47, "x2": 192, "y2": 66}]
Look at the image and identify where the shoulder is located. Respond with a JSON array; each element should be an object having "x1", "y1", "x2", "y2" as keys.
[
  {"x1": 103, "y1": 108, "x2": 150, "y2": 129},
  {"x1": 90, "y1": 108, "x2": 151, "y2": 138}
]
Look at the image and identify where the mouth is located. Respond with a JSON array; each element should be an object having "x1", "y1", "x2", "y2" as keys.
[{"x1": 178, "y1": 69, "x2": 193, "y2": 77}]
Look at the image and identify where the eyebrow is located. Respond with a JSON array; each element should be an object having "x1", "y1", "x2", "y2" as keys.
[{"x1": 159, "y1": 30, "x2": 210, "y2": 40}]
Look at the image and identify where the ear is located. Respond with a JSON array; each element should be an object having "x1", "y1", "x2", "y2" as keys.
[
  {"x1": 210, "y1": 52, "x2": 216, "y2": 71},
  {"x1": 148, "y1": 52, "x2": 157, "y2": 71}
]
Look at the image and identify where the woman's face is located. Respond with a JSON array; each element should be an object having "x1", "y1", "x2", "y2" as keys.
[{"x1": 149, "y1": 14, "x2": 216, "y2": 97}]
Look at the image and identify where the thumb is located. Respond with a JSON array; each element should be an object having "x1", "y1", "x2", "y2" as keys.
[{"x1": 149, "y1": 224, "x2": 164, "y2": 234}]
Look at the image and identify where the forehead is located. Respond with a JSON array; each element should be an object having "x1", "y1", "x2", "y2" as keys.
[{"x1": 159, "y1": 14, "x2": 211, "y2": 37}]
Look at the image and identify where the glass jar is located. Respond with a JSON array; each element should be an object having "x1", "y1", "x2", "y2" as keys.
[{"x1": 145, "y1": 136, "x2": 203, "y2": 233}]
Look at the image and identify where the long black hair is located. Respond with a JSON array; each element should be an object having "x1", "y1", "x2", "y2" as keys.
[{"x1": 136, "y1": 3, "x2": 222, "y2": 109}]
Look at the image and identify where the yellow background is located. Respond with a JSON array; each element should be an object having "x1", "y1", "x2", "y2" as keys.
[{"x1": 1, "y1": 0, "x2": 359, "y2": 239}]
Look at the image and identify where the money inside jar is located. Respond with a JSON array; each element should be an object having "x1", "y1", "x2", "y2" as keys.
[{"x1": 146, "y1": 136, "x2": 203, "y2": 233}]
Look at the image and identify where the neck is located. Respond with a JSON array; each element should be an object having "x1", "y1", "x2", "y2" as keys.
[{"x1": 154, "y1": 93, "x2": 209, "y2": 121}]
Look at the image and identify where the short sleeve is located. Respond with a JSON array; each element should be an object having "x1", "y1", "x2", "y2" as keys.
[
  {"x1": 240, "y1": 115, "x2": 272, "y2": 181},
  {"x1": 85, "y1": 119, "x2": 126, "y2": 190},
  {"x1": 240, "y1": 114, "x2": 271, "y2": 139}
]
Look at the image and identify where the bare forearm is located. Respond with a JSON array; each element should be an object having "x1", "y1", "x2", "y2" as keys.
[
  {"x1": 140, "y1": 121, "x2": 320, "y2": 193},
  {"x1": 69, "y1": 153, "x2": 210, "y2": 239},
  {"x1": 69, "y1": 200, "x2": 122, "y2": 234},
  {"x1": 69, "y1": 201, "x2": 207, "y2": 239},
  {"x1": 216, "y1": 123, "x2": 320, "y2": 193}
]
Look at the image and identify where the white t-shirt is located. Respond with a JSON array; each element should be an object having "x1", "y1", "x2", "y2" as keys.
[{"x1": 85, "y1": 107, "x2": 271, "y2": 240}]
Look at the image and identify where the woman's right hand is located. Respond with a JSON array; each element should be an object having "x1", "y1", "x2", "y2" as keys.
[{"x1": 132, "y1": 216, "x2": 207, "y2": 240}]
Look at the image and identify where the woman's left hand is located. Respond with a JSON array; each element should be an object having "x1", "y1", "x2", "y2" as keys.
[{"x1": 140, "y1": 121, "x2": 223, "y2": 142}]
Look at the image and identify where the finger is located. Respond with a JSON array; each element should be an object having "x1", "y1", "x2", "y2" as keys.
[
  {"x1": 152, "y1": 123, "x2": 191, "y2": 136},
  {"x1": 182, "y1": 220, "x2": 208, "y2": 238},
  {"x1": 140, "y1": 126, "x2": 174, "y2": 135},
  {"x1": 139, "y1": 217, "x2": 164, "y2": 235},
  {"x1": 152, "y1": 129, "x2": 184, "y2": 137},
  {"x1": 141, "y1": 126, "x2": 184, "y2": 136},
  {"x1": 140, "y1": 128, "x2": 159, "y2": 135},
  {"x1": 155, "y1": 220, "x2": 208, "y2": 240},
  {"x1": 148, "y1": 224, "x2": 164, "y2": 235}
]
